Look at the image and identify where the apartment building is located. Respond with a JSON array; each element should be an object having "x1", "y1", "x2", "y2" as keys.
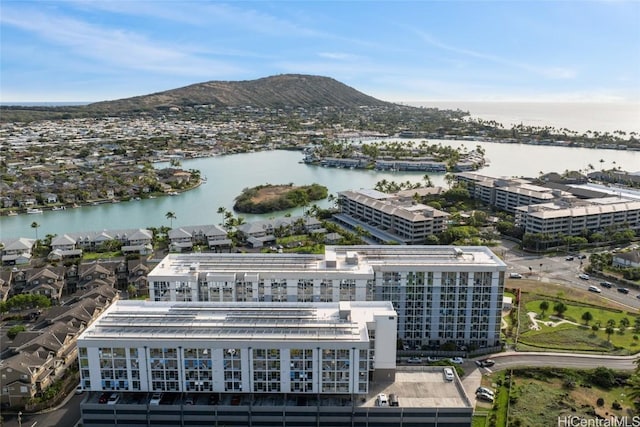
[
  {"x1": 514, "y1": 197, "x2": 640, "y2": 236},
  {"x1": 77, "y1": 300, "x2": 396, "y2": 394},
  {"x1": 336, "y1": 189, "x2": 449, "y2": 244},
  {"x1": 147, "y1": 245, "x2": 506, "y2": 350},
  {"x1": 77, "y1": 300, "x2": 473, "y2": 427},
  {"x1": 456, "y1": 172, "x2": 573, "y2": 213}
]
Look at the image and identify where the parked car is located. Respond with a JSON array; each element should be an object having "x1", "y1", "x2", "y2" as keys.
[
  {"x1": 617, "y1": 287, "x2": 630, "y2": 294},
  {"x1": 578, "y1": 273, "x2": 590, "y2": 280},
  {"x1": 477, "y1": 391, "x2": 495, "y2": 402},
  {"x1": 376, "y1": 393, "x2": 389, "y2": 407},
  {"x1": 476, "y1": 386, "x2": 495, "y2": 397},
  {"x1": 443, "y1": 367, "x2": 455, "y2": 381},
  {"x1": 509, "y1": 273, "x2": 522, "y2": 279},
  {"x1": 184, "y1": 395, "x2": 194, "y2": 405},
  {"x1": 98, "y1": 392, "x2": 110, "y2": 404},
  {"x1": 75, "y1": 384, "x2": 84, "y2": 394},
  {"x1": 107, "y1": 393, "x2": 120, "y2": 405},
  {"x1": 578, "y1": 254, "x2": 587, "y2": 259},
  {"x1": 150, "y1": 392, "x2": 163, "y2": 405},
  {"x1": 426, "y1": 356, "x2": 441, "y2": 363},
  {"x1": 475, "y1": 359, "x2": 495, "y2": 368},
  {"x1": 406, "y1": 357, "x2": 423, "y2": 364},
  {"x1": 389, "y1": 393, "x2": 399, "y2": 407},
  {"x1": 449, "y1": 357, "x2": 464, "y2": 364},
  {"x1": 600, "y1": 281, "x2": 613, "y2": 288},
  {"x1": 565, "y1": 256, "x2": 574, "y2": 261}
]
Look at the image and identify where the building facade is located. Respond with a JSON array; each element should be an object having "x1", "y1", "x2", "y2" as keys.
[
  {"x1": 336, "y1": 189, "x2": 449, "y2": 244},
  {"x1": 77, "y1": 300, "x2": 397, "y2": 395},
  {"x1": 77, "y1": 300, "x2": 473, "y2": 427},
  {"x1": 147, "y1": 246, "x2": 506, "y2": 350},
  {"x1": 514, "y1": 197, "x2": 640, "y2": 236}
]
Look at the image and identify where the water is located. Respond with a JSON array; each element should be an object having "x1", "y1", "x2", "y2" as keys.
[
  {"x1": 413, "y1": 101, "x2": 640, "y2": 135},
  {"x1": 2, "y1": 143, "x2": 640, "y2": 240}
]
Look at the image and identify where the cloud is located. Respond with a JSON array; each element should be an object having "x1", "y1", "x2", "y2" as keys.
[
  {"x1": 0, "y1": 6, "x2": 245, "y2": 77},
  {"x1": 411, "y1": 29, "x2": 577, "y2": 80},
  {"x1": 317, "y1": 52, "x2": 361, "y2": 61}
]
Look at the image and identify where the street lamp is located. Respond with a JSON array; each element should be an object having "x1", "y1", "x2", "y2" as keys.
[{"x1": 17, "y1": 411, "x2": 22, "y2": 427}]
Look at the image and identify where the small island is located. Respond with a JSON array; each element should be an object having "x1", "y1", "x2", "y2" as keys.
[{"x1": 233, "y1": 183, "x2": 328, "y2": 213}]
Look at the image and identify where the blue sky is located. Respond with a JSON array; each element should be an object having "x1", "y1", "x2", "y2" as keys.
[{"x1": 1, "y1": 1, "x2": 639, "y2": 103}]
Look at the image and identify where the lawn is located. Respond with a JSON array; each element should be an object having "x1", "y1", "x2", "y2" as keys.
[{"x1": 512, "y1": 282, "x2": 640, "y2": 353}]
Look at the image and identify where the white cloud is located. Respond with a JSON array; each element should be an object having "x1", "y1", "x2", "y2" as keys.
[
  {"x1": 412, "y1": 29, "x2": 577, "y2": 80},
  {"x1": 0, "y1": 6, "x2": 245, "y2": 77}
]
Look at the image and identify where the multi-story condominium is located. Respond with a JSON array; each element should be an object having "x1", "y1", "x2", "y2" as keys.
[
  {"x1": 77, "y1": 300, "x2": 473, "y2": 427},
  {"x1": 456, "y1": 172, "x2": 573, "y2": 213},
  {"x1": 77, "y1": 300, "x2": 396, "y2": 394},
  {"x1": 336, "y1": 189, "x2": 449, "y2": 244},
  {"x1": 147, "y1": 245, "x2": 506, "y2": 350},
  {"x1": 514, "y1": 197, "x2": 640, "y2": 236}
]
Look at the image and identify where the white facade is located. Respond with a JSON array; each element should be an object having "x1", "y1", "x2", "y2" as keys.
[
  {"x1": 514, "y1": 197, "x2": 640, "y2": 235},
  {"x1": 147, "y1": 245, "x2": 506, "y2": 349},
  {"x1": 337, "y1": 189, "x2": 449, "y2": 244},
  {"x1": 77, "y1": 300, "x2": 396, "y2": 395}
]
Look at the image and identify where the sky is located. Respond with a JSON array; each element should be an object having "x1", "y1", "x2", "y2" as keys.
[{"x1": 1, "y1": 1, "x2": 639, "y2": 104}]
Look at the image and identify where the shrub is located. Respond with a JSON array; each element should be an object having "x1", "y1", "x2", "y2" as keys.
[
  {"x1": 596, "y1": 397, "x2": 604, "y2": 407},
  {"x1": 7, "y1": 325, "x2": 26, "y2": 339}
]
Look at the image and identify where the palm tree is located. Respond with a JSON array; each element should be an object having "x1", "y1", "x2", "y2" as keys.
[
  {"x1": 31, "y1": 221, "x2": 40, "y2": 241},
  {"x1": 165, "y1": 211, "x2": 176, "y2": 228},
  {"x1": 581, "y1": 311, "x2": 593, "y2": 325}
]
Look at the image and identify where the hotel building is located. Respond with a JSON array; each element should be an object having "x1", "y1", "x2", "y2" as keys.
[{"x1": 147, "y1": 245, "x2": 506, "y2": 350}]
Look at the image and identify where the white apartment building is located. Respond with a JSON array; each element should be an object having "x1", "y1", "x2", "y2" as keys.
[
  {"x1": 147, "y1": 245, "x2": 506, "y2": 350},
  {"x1": 77, "y1": 300, "x2": 397, "y2": 394},
  {"x1": 336, "y1": 189, "x2": 449, "y2": 244},
  {"x1": 514, "y1": 197, "x2": 640, "y2": 235},
  {"x1": 456, "y1": 172, "x2": 573, "y2": 212}
]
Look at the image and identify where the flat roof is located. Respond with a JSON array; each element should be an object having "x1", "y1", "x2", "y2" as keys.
[
  {"x1": 363, "y1": 368, "x2": 472, "y2": 408},
  {"x1": 78, "y1": 300, "x2": 395, "y2": 343},
  {"x1": 148, "y1": 245, "x2": 506, "y2": 278}
]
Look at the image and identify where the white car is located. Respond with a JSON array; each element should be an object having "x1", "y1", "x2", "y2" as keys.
[
  {"x1": 509, "y1": 273, "x2": 522, "y2": 279},
  {"x1": 477, "y1": 391, "x2": 494, "y2": 403},
  {"x1": 579, "y1": 273, "x2": 590, "y2": 280},
  {"x1": 443, "y1": 367, "x2": 455, "y2": 381},
  {"x1": 376, "y1": 393, "x2": 388, "y2": 406},
  {"x1": 75, "y1": 384, "x2": 84, "y2": 394},
  {"x1": 406, "y1": 357, "x2": 423, "y2": 364},
  {"x1": 150, "y1": 392, "x2": 163, "y2": 405},
  {"x1": 449, "y1": 357, "x2": 464, "y2": 364}
]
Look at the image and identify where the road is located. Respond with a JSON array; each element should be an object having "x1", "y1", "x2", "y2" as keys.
[
  {"x1": 1, "y1": 393, "x2": 83, "y2": 427},
  {"x1": 500, "y1": 242, "x2": 640, "y2": 310}
]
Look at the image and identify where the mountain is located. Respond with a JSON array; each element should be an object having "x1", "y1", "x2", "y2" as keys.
[{"x1": 86, "y1": 74, "x2": 393, "y2": 112}]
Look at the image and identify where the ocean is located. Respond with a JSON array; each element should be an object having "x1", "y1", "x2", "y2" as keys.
[{"x1": 410, "y1": 101, "x2": 640, "y2": 135}]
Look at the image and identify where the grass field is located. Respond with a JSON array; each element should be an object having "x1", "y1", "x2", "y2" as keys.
[{"x1": 476, "y1": 369, "x2": 638, "y2": 427}]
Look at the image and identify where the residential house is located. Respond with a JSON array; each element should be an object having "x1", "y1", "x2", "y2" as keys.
[
  {"x1": 0, "y1": 285, "x2": 118, "y2": 408},
  {"x1": 612, "y1": 251, "x2": 640, "y2": 269},
  {"x1": 1, "y1": 238, "x2": 35, "y2": 265}
]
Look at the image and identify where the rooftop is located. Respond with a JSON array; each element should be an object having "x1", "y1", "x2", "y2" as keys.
[{"x1": 78, "y1": 300, "x2": 396, "y2": 343}]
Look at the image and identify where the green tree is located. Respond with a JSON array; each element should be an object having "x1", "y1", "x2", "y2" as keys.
[
  {"x1": 581, "y1": 311, "x2": 593, "y2": 325},
  {"x1": 31, "y1": 221, "x2": 40, "y2": 241},
  {"x1": 539, "y1": 301, "x2": 549, "y2": 317},
  {"x1": 553, "y1": 301, "x2": 567, "y2": 317},
  {"x1": 165, "y1": 211, "x2": 176, "y2": 228}
]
